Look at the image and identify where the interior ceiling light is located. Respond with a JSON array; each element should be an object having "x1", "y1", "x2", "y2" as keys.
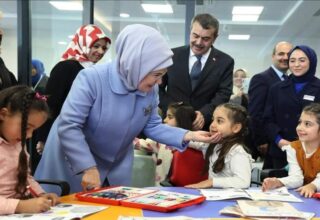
[
  {"x1": 232, "y1": 6, "x2": 264, "y2": 15},
  {"x1": 228, "y1": 34, "x2": 250, "y2": 40},
  {"x1": 232, "y1": 14, "x2": 259, "y2": 22},
  {"x1": 49, "y1": 1, "x2": 83, "y2": 11},
  {"x1": 232, "y1": 6, "x2": 263, "y2": 22},
  {"x1": 141, "y1": 3, "x2": 173, "y2": 13},
  {"x1": 120, "y1": 13, "x2": 130, "y2": 18}
]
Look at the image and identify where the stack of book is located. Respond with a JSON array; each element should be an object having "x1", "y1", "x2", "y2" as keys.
[{"x1": 220, "y1": 200, "x2": 315, "y2": 219}]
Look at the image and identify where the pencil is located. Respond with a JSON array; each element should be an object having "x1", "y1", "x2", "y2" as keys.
[{"x1": 27, "y1": 185, "x2": 39, "y2": 197}]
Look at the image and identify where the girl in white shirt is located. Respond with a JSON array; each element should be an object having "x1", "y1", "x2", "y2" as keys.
[
  {"x1": 262, "y1": 103, "x2": 320, "y2": 197},
  {"x1": 186, "y1": 103, "x2": 253, "y2": 189}
]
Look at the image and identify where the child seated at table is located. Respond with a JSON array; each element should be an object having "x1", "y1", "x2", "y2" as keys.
[
  {"x1": 0, "y1": 86, "x2": 59, "y2": 215},
  {"x1": 134, "y1": 102, "x2": 203, "y2": 186},
  {"x1": 186, "y1": 103, "x2": 253, "y2": 189},
  {"x1": 262, "y1": 103, "x2": 320, "y2": 198}
]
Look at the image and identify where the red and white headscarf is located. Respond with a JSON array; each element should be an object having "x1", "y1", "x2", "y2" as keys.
[{"x1": 61, "y1": 24, "x2": 111, "y2": 62}]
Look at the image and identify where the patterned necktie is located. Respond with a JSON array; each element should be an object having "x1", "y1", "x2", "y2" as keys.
[{"x1": 190, "y1": 55, "x2": 202, "y2": 89}]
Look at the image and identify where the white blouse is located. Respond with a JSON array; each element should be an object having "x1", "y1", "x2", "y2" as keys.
[
  {"x1": 280, "y1": 144, "x2": 320, "y2": 191},
  {"x1": 189, "y1": 142, "x2": 253, "y2": 189}
]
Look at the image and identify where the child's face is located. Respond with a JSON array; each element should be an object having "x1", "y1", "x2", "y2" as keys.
[
  {"x1": 296, "y1": 111, "x2": 320, "y2": 144},
  {"x1": 289, "y1": 49, "x2": 310, "y2": 76},
  {"x1": 209, "y1": 106, "x2": 241, "y2": 138},
  {"x1": 233, "y1": 70, "x2": 246, "y2": 88},
  {"x1": 164, "y1": 108, "x2": 177, "y2": 127},
  {"x1": 0, "y1": 109, "x2": 48, "y2": 145}
]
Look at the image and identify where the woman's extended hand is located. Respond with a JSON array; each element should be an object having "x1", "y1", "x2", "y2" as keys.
[
  {"x1": 184, "y1": 131, "x2": 222, "y2": 143},
  {"x1": 82, "y1": 167, "x2": 101, "y2": 191}
]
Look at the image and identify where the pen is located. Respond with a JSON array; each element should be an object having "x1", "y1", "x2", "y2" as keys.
[{"x1": 27, "y1": 185, "x2": 39, "y2": 197}]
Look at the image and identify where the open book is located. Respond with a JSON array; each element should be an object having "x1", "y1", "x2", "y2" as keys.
[
  {"x1": 220, "y1": 200, "x2": 315, "y2": 219},
  {"x1": 200, "y1": 187, "x2": 302, "y2": 202},
  {"x1": 1, "y1": 203, "x2": 107, "y2": 220},
  {"x1": 76, "y1": 186, "x2": 205, "y2": 212}
]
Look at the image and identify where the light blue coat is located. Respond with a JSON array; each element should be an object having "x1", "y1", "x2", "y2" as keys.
[{"x1": 35, "y1": 62, "x2": 187, "y2": 193}]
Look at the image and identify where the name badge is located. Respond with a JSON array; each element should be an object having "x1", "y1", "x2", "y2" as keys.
[{"x1": 303, "y1": 95, "x2": 315, "y2": 101}]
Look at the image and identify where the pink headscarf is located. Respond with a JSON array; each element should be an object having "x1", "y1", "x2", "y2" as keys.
[{"x1": 61, "y1": 24, "x2": 111, "y2": 62}]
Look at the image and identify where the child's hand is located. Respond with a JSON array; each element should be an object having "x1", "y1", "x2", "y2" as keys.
[
  {"x1": 295, "y1": 183, "x2": 317, "y2": 198},
  {"x1": 278, "y1": 139, "x2": 290, "y2": 148},
  {"x1": 262, "y1": 177, "x2": 283, "y2": 191},
  {"x1": 15, "y1": 197, "x2": 52, "y2": 213},
  {"x1": 185, "y1": 179, "x2": 213, "y2": 189},
  {"x1": 40, "y1": 193, "x2": 60, "y2": 206}
]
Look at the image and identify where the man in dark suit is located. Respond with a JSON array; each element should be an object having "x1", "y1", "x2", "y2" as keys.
[
  {"x1": 248, "y1": 41, "x2": 293, "y2": 168},
  {"x1": 159, "y1": 13, "x2": 234, "y2": 130}
]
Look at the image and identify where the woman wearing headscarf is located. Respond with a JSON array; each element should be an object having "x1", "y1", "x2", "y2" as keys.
[
  {"x1": 35, "y1": 24, "x2": 216, "y2": 193},
  {"x1": 263, "y1": 45, "x2": 320, "y2": 169},
  {"x1": 36, "y1": 24, "x2": 111, "y2": 155},
  {"x1": 32, "y1": 59, "x2": 48, "y2": 94}
]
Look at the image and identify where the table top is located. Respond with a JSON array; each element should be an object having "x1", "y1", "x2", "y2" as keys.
[
  {"x1": 143, "y1": 187, "x2": 320, "y2": 218},
  {"x1": 60, "y1": 187, "x2": 320, "y2": 219},
  {"x1": 60, "y1": 194, "x2": 143, "y2": 220}
]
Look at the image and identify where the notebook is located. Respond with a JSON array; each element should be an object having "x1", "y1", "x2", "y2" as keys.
[
  {"x1": 75, "y1": 186, "x2": 205, "y2": 212},
  {"x1": 200, "y1": 187, "x2": 303, "y2": 202},
  {"x1": 1, "y1": 203, "x2": 107, "y2": 220}
]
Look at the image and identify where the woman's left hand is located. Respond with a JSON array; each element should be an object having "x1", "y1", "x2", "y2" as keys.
[{"x1": 184, "y1": 131, "x2": 221, "y2": 143}]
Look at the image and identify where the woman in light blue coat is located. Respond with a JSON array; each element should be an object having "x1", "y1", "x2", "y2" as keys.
[{"x1": 35, "y1": 24, "x2": 216, "y2": 193}]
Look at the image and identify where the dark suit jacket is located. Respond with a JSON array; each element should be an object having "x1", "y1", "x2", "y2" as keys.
[
  {"x1": 0, "y1": 57, "x2": 17, "y2": 90},
  {"x1": 264, "y1": 76, "x2": 320, "y2": 160},
  {"x1": 248, "y1": 67, "x2": 282, "y2": 148},
  {"x1": 159, "y1": 46, "x2": 234, "y2": 128},
  {"x1": 37, "y1": 60, "x2": 84, "y2": 142}
]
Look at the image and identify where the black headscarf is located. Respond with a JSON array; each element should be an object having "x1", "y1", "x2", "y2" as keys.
[{"x1": 288, "y1": 45, "x2": 317, "y2": 83}]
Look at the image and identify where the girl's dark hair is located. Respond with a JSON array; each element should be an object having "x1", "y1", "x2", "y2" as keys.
[
  {"x1": 0, "y1": 85, "x2": 49, "y2": 197},
  {"x1": 204, "y1": 103, "x2": 249, "y2": 173},
  {"x1": 167, "y1": 102, "x2": 196, "y2": 130},
  {"x1": 302, "y1": 103, "x2": 320, "y2": 126}
]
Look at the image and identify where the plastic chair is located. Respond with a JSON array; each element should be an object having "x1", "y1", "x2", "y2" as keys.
[
  {"x1": 37, "y1": 179, "x2": 70, "y2": 196},
  {"x1": 160, "y1": 148, "x2": 208, "y2": 186},
  {"x1": 131, "y1": 150, "x2": 156, "y2": 187}
]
